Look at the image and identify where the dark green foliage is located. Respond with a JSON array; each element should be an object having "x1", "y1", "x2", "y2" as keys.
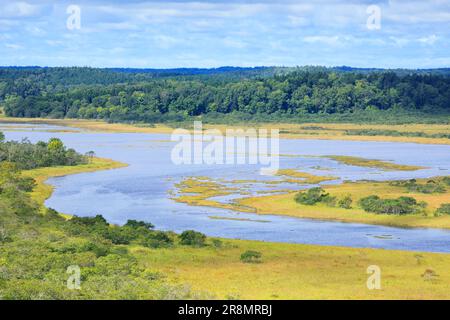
[
  {"x1": 212, "y1": 239, "x2": 223, "y2": 248},
  {"x1": 1, "y1": 67, "x2": 449, "y2": 123},
  {"x1": 338, "y1": 195, "x2": 353, "y2": 209},
  {"x1": 358, "y1": 195, "x2": 426, "y2": 215},
  {"x1": 141, "y1": 231, "x2": 173, "y2": 248},
  {"x1": 0, "y1": 137, "x2": 87, "y2": 170},
  {"x1": 436, "y1": 204, "x2": 450, "y2": 215},
  {"x1": 124, "y1": 219, "x2": 155, "y2": 230},
  {"x1": 240, "y1": 250, "x2": 262, "y2": 264},
  {"x1": 345, "y1": 129, "x2": 450, "y2": 140},
  {"x1": 295, "y1": 187, "x2": 336, "y2": 206},
  {"x1": 390, "y1": 179, "x2": 446, "y2": 194},
  {"x1": 443, "y1": 177, "x2": 450, "y2": 186},
  {"x1": 179, "y1": 230, "x2": 207, "y2": 247}
]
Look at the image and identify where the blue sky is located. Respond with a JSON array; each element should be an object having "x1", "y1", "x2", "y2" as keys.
[{"x1": 0, "y1": 0, "x2": 449, "y2": 68}]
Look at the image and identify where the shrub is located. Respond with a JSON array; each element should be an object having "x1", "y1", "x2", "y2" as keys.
[
  {"x1": 358, "y1": 195, "x2": 425, "y2": 215},
  {"x1": 179, "y1": 230, "x2": 206, "y2": 247},
  {"x1": 390, "y1": 179, "x2": 446, "y2": 194},
  {"x1": 436, "y1": 204, "x2": 450, "y2": 215},
  {"x1": 70, "y1": 215, "x2": 108, "y2": 227},
  {"x1": 212, "y1": 239, "x2": 223, "y2": 248},
  {"x1": 81, "y1": 242, "x2": 111, "y2": 257},
  {"x1": 124, "y1": 220, "x2": 155, "y2": 230},
  {"x1": 443, "y1": 177, "x2": 450, "y2": 186},
  {"x1": 338, "y1": 195, "x2": 353, "y2": 209},
  {"x1": 240, "y1": 250, "x2": 262, "y2": 264},
  {"x1": 142, "y1": 231, "x2": 173, "y2": 248},
  {"x1": 294, "y1": 187, "x2": 336, "y2": 206}
]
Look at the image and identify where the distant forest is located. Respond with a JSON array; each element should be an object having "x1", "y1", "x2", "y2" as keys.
[{"x1": 0, "y1": 66, "x2": 449, "y2": 124}]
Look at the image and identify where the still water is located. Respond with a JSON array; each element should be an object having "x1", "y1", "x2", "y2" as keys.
[{"x1": 3, "y1": 123, "x2": 450, "y2": 253}]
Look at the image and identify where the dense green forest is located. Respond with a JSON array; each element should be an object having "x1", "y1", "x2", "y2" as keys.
[
  {"x1": 0, "y1": 135, "x2": 87, "y2": 169},
  {"x1": 0, "y1": 66, "x2": 449, "y2": 124}
]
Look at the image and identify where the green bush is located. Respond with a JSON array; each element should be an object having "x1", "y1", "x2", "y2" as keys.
[
  {"x1": 358, "y1": 195, "x2": 425, "y2": 215},
  {"x1": 338, "y1": 195, "x2": 353, "y2": 209},
  {"x1": 124, "y1": 220, "x2": 155, "y2": 230},
  {"x1": 240, "y1": 250, "x2": 262, "y2": 264},
  {"x1": 179, "y1": 230, "x2": 207, "y2": 247},
  {"x1": 294, "y1": 187, "x2": 336, "y2": 206},
  {"x1": 141, "y1": 231, "x2": 173, "y2": 248},
  {"x1": 436, "y1": 204, "x2": 450, "y2": 215},
  {"x1": 390, "y1": 179, "x2": 446, "y2": 194},
  {"x1": 443, "y1": 177, "x2": 450, "y2": 186}
]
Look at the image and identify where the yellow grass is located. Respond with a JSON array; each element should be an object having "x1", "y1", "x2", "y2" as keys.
[
  {"x1": 173, "y1": 177, "x2": 256, "y2": 213},
  {"x1": 325, "y1": 155, "x2": 425, "y2": 171},
  {"x1": 276, "y1": 169, "x2": 338, "y2": 184},
  {"x1": 14, "y1": 153, "x2": 450, "y2": 299},
  {"x1": 238, "y1": 176, "x2": 450, "y2": 229},
  {"x1": 133, "y1": 239, "x2": 450, "y2": 299},
  {"x1": 1, "y1": 117, "x2": 449, "y2": 145}
]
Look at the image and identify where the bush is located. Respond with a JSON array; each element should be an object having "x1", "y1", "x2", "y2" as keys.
[
  {"x1": 294, "y1": 187, "x2": 336, "y2": 206},
  {"x1": 142, "y1": 231, "x2": 173, "y2": 248},
  {"x1": 240, "y1": 250, "x2": 262, "y2": 264},
  {"x1": 443, "y1": 177, "x2": 450, "y2": 186},
  {"x1": 124, "y1": 220, "x2": 155, "y2": 230},
  {"x1": 390, "y1": 179, "x2": 446, "y2": 194},
  {"x1": 358, "y1": 195, "x2": 425, "y2": 215},
  {"x1": 179, "y1": 230, "x2": 206, "y2": 247},
  {"x1": 338, "y1": 195, "x2": 353, "y2": 209},
  {"x1": 436, "y1": 204, "x2": 450, "y2": 215}
]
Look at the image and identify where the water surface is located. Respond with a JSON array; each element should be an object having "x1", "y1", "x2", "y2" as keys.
[{"x1": 3, "y1": 123, "x2": 450, "y2": 253}]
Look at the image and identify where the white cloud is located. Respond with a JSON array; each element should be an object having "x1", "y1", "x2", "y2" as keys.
[
  {"x1": 303, "y1": 35, "x2": 340, "y2": 45},
  {"x1": 418, "y1": 34, "x2": 438, "y2": 45},
  {"x1": 5, "y1": 43, "x2": 23, "y2": 50},
  {"x1": 0, "y1": 2, "x2": 41, "y2": 18}
]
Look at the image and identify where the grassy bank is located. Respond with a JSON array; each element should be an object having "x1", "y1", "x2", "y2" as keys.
[
  {"x1": 238, "y1": 176, "x2": 450, "y2": 229},
  {"x1": 133, "y1": 239, "x2": 450, "y2": 299},
  {"x1": 7, "y1": 159, "x2": 450, "y2": 299},
  {"x1": 325, "y1": 155, "x2": 426, "y2": 171},
  {"x1": 1, "y1": 117, "x2": 449, "y2": 145}
]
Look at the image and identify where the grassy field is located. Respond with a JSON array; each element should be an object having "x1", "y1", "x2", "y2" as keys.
[
  {"x1": 134, "y1": 239, "x2": 450, "y2": 299},
  {"x1": 1, "y1": 116, "x2": 449, "y2": 145},
  {"x1": 18, "y1": 158, "x2": 450, "y2": 299},
  {"x1": 325, "y1": 155, "x2": 426, "y2": 171},
  {"x1": 238, "y1": 176, "x2": 450, "y2": 229}
]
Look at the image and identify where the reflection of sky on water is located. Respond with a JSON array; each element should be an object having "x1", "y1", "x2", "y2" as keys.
[{"x1": 2, "y1": 123, "x2": 450, "y2": 253}]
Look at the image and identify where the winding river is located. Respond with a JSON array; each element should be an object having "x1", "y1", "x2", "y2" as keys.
[{"x1": 3, "y1": 122, "x2": 450, "y2": 253}]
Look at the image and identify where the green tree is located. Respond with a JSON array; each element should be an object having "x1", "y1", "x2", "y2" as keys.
[{"x1": 179, "y1": 230, "x2": 206, "y2": 247}]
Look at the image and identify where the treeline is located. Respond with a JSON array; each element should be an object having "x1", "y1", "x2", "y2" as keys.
[
  {"x1": 0, "y1": 133, "x2": 87, "y2": 169},
  {"x1": 1, "y1": 67, "x2": 449, "y2": 123}
]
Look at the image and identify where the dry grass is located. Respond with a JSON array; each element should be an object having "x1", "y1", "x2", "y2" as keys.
[
  {"x1": 1, "y1": 117, "x2": 449, "y2": 144},
  {"x1": 325, "y1": 155, "x2": 425, "y2": 171},
  {"x1": 134, "y1": 238, "x2": 450, "y2": 299},
  {"x1": 238, "y1": 176, "x2": 450, "y2": 229}
]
